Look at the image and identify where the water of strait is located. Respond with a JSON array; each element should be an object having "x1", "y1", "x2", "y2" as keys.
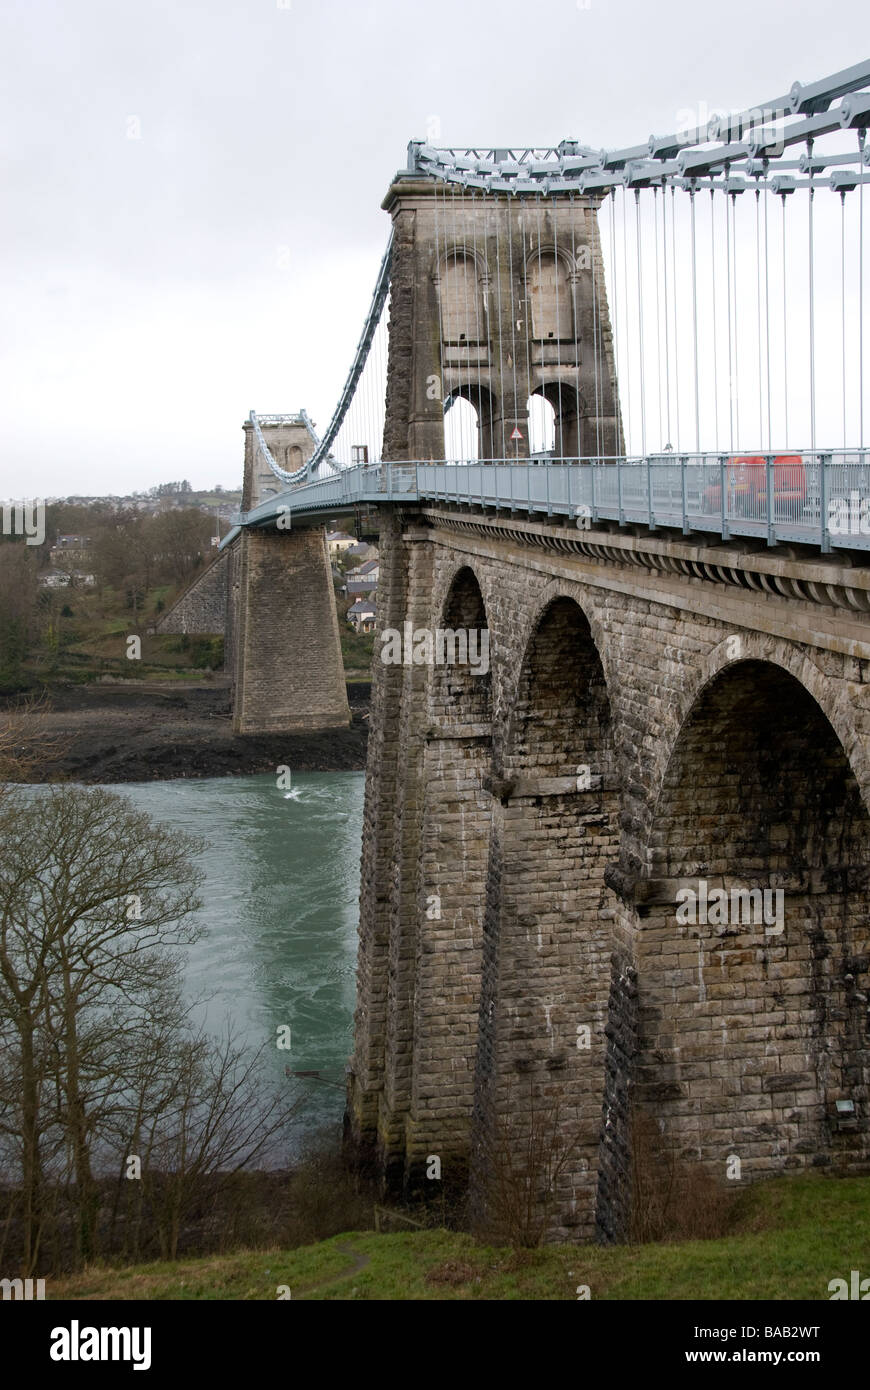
[{"x1": 97, "y1": 771, "x2": 365, "y2": 1156}]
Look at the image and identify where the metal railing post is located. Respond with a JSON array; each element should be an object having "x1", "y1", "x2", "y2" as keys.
[
  {"x1": 720, "y1": 454, "x2": 729, "y2": 540},
  {"x1": 681, "y1": 454, "x2": 688, "y2": 534},
  {"x1": 820, "y1": 452, "x2": 830, "y2": 552},
  {"x1": 647, "y1": 454, "x2": 654, "y2": 530},
  {"x1": 618, "y1": 457, "x2": 624, "y2": 525},
  {"x1": 766, "y1": 454, "x2": 775, "y2": 546}
]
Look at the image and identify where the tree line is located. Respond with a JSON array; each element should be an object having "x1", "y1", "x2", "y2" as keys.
[
  {"x1": 0, "y1": 751, "x2": 299, "y2": 1275},
  {"x1": 0, "y1": 502, "x2": 226, "y2": 686}
]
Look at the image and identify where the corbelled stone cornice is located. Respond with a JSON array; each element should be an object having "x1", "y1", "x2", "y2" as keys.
[{"x1": 421, "y1": 507, "x2": 870, "y2": 616}]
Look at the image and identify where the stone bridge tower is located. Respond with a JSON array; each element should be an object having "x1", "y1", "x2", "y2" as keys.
[
  {"x1": 381, "y1": 171, "x2": 623, "y2": 463},
  {"x1": 226, "y1": 412, "x2": 350, "y2": 733},
  {"x1": 242, "y1": 412, "x2": 320, "y2": 512}
]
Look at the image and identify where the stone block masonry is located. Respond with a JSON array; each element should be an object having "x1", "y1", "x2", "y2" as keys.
[
  {"x1": 232, "y1": 525, "x2": 350, "y2": 734},
  {"x1": 346, "y1": 503, "x2": 870, "y2": 1241},
  {"x1": 155, "y1": 549, "x2": 228, "y2": 635}
]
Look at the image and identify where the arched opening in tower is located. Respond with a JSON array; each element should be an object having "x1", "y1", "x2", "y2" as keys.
[
  {"x1": 527, "y1": 393, "x2": 556, "y2": 456},
  {"x1": 529, "y1": 383, "x2": 581, "y2": 459},
  {"x1": 444, "y1": 386, "x2": 496, "y2": 461}
]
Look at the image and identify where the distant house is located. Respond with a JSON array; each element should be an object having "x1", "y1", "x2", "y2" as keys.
[
  {"x1": 346, "y1": 558, "x2": 380, "y2": 583},
  {"x1": 345, "y1": 541, "x2": 377, "y2": 563},
  {"x1": 345, "y1": 578, "x2": 377, "y2": 597},
  {"x1": 50, "y1": 535, "x2": 92, "y2": 569},
  {"x1": 54, "y1": 534, "x2": 91, "y2": 549},
  {"x1": 347, "y1": 598, "x2": 376, "y2": 634},
  {"x1": 39, "y1": 568, "x2": 71, "y2": 588},
  {"x1": 327, "y1": 531, "x2": 356, "y2": 556}
]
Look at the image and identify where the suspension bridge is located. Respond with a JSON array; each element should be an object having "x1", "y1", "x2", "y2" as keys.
[
  {"x1": 229, "y1": 58, "x2": 870, "y2": 547},
  {"x1": 169, "y1": 61, "x2": 870, "y2": 1241}
]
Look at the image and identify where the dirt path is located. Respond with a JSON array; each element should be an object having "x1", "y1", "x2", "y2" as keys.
[{"x1": 293, "y1": 1240, "x2": 372, "y2": 1299}]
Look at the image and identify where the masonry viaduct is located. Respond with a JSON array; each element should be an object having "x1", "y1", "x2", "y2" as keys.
[
  {"x1": 170, "y1": 164, "x2": 870, "y2": 1241},
  {"x1": 347, "y1": 506, "x2": 870, "y2": 1241}
]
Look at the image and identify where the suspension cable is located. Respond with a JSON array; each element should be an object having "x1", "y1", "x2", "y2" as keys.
[
  {"x1": 662, "y1": 182, "x2": 672, "y2": 445},
  {"x1": 860, "y1": 128, "x2": 866, "y2": 449},
  {"x1": 608, "y1": 188, "x2": 623, "y2": 454},
  {"x1": 690, "y1": 185, "x2": 700, "y2": 453},
  {"x1": 841, "y1": 190, "x2": 848, "y2": 449},
  {"x1": 750, "y1": 182, "x2": 756, "y2": 447},
  {"x1": 807, "y1": 142, "x2": 817, "y2": 454},
  {"x1": 671, "y1": 183, "x2": 681, "y2": 452},
  {"x1": 763, "y1": 169, "x2": 772, "y2": 451},
  {"x1": 782, "y1": 193, "x2": 789, "y2": 449},
  {"x1": 710, "y1": 187, "x2": 719, "y2": 452},
  {"x1": 635, "y1": 189, "x2": 647, "y2": 457}
]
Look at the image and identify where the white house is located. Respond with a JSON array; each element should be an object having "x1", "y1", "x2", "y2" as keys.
[
  {"x1": 327, "y1": 531, "x2": 356, "y2": 557},
  {"x1": 347, "y1": 598, "x2": 376, "y2": 633}
]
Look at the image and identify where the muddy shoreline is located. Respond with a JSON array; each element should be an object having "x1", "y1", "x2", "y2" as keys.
[{"x1": 5, "y1": 680, "x2": 370, "y2": 784}]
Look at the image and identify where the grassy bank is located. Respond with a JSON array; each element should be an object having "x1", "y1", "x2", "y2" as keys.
[
  {"x1": 46, "y1": 1174, "x2": 868, "y2": 1300},
  {"x1": 4, "y1": 581, "x2": 374, "y2": 693}
]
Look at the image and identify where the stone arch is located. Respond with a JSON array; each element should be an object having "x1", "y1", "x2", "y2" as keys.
[
  {"x1": 498, "y1": 580, "x2": 616, "y2": 768},
  {"x1": 285, "y1": 444, "x2": 303, "y2": 470},
  {"x1": 504, "y1": 593, "x2": 613, "y2": 777},
  {"x1": 639, "y1": 636, "x2": 870, "y2": 859},
  {"x1": 437, "y1": 247, "x2": 489, "y2": 345},
  {"x1": 471, "y1": 592, "x2": 622, "y2": 1241},
  {"x1": 428, "y1": 563, "x2": 492, "y2": 726},
  {"x1": 636, "y1": 653, "x2": 870, "y2": 1184},
  {"x1": 408, "y1": 564, "x2": 494, "y2": 1192}
]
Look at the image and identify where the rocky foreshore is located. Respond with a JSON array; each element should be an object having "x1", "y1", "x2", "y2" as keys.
[{"x1": 5, "y1": 679, "x2": 370, "y2": 783}]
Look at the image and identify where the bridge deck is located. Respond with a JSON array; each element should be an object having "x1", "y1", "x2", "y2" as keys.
[{"x1": 226, "y1": 454, "x2": 870, "y2": 555}]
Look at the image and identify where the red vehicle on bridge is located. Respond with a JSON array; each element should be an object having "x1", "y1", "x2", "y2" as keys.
[{"x1": 704, "y1": 454, "x2": 806, "y2": 517}]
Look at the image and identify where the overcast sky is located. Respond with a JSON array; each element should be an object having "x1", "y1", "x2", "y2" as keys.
[{"x1": 0, "y1": 0, "x2": 864, "y2": 497}]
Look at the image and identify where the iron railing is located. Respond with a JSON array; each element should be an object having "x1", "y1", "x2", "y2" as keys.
[{"x1": 227, "y1": 451, "x2": 870, "y2": 555}]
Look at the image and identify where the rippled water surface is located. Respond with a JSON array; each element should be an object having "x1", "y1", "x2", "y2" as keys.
[{"x1": 100, "y1": 771, "x2": 365, "y2": 1147}]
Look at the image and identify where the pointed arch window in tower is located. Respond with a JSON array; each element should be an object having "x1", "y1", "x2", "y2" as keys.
[
  {"x1": 440, "y1": 251, "x2": 486, "y2": 345},
  {"x1": 528, "y1": 252, "x2": 574, "y2": 342}
]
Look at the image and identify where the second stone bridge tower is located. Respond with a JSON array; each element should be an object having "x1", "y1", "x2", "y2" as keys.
[{"x1": 381, "y1": 167, "x2": 622, "y2": 463}]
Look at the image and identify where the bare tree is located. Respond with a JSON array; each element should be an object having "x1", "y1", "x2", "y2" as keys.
[
  {"x1": 474, "y1": 1078, "x2": 586, "y2": 1247},
  {"x1": 0, "y1": 695, "x2": 69, "y2": 789},
  {"x1": 0, "y1": 784, "x2": 205, "y2": 1268},
  {"x1": 131, "y1": 1028, "x2": 300, "y2": 1260}
]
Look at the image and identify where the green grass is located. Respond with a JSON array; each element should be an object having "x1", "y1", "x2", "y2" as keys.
[
  {"x1": 24, "y1": 580, "x2": 369, "y2": 686},
  {"x1": 340, "y1": 627, "x2": 375, "y2": 672},
  {"x1": 45, "y1": 1174, "x2": 870, "y2": 1301},
  {"x1": 26, "y1": 582, "x2": 226, "y2": 682}
]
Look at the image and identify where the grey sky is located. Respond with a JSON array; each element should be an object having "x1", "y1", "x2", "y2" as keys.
[{"x1": 0, "y1": 0, "x2": 862, "y2": 496}]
